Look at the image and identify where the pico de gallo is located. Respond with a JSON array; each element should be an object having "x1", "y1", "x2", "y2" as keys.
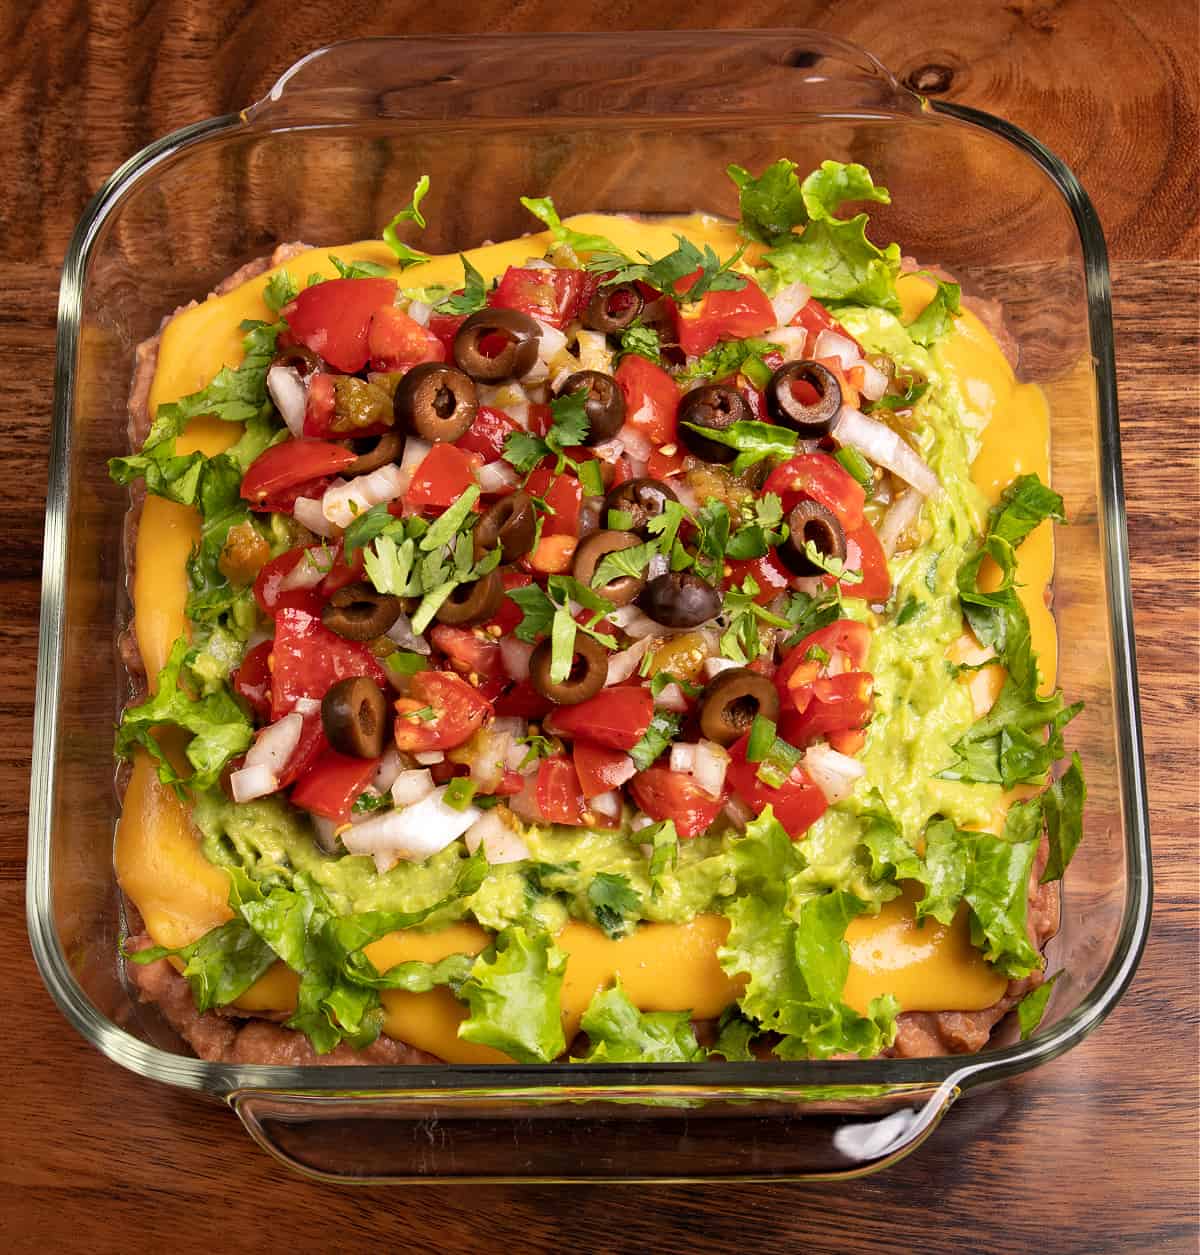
[{"x1": 111, "y1": 159, "x2": 1085, "y2": 1064}]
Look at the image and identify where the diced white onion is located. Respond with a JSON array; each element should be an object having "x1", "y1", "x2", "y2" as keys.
[
  {"x1": 590, "y1": 437, "x2": 624, "y2": 464},
  {"x1": 670, "y1": 743, "x2": 698, "y2": 775},
  {"x1": 704, "y1": 656, "x2": 741, "y2": 680},
  {"x1": 391, "y1": 768, "x2": 436, "y2": 806},
  {"x1": 464, "y1": 810, "x2": 531, "y2": 864},
  {"x1": 813, "y1": 329, "x2": 860, "y2": 371},
  {"x1": 770, "y1": 282, "x2": 810, "y2": 328},
  {"x1": 478, "y1": 459, "x2": 520, "y2": 493},
  {"x1": 655, "y1": 683, "x2": 689, "y2": 713},
  {"x1": 500, "y1": 635, "x2": 534, "y2": 683},
  {"x1": 631, "y1": 812, "x2": 656, "y2": 832},
  {"x1": 230, "y1": 763, "x2": 278, "y2": 803},
  {"x1": 722, "y1": 795, "x2": 755, "y2": 830},
  {"x1": 575, "y1": 330, "x2": 614, "y2": 375},
  {"x1": 608, "y1": 605, "x2": 666, "y2": 640},
  {"x1": 616, "y1": 420, "x2": 653, "y2": 462},
  {"x1": 589, "y1": 790, "x2": 622, "y2": 824},
  {"x1": 646, "y1": 553, "x2": 669, "y2": 580},
  {"x1": 310, "y1": 815, "x2": 341, "y2": 853},
  {"x1": 322, "y1": 463, "x2": 407, "y2": 528},
  {"x1": 766, "y1": 326, "x2": 809, "y2": 359},
  {"x1": 804, "y1": 743, "x2": 867, "y2": 805},
  {"x1": 278, "y1": 548, "x2": 330, "y2": 591},
  {"x1": 293, "y1": 496, "x2": 339, "y2": 537},
  {"x1": 858, "y1": 359, "x2": 889, "y2": 402},
  {"x1": 244, "y1": 713, "x2": 304, "y2": 775},
  {"x1": 414, "y1": 749, "x2": 444, "y2": 766},
  {"x1": 534, "y1": 319, "x2": 569, "y2": 367},
  {"x1": 671, "y1": 479, "x2": 699, "y2": 511},
  {"x1": 693, "y1": 739, "x2": 729, "y2": 799},
  {"x1": 267, "y1": 365, "x2": 307, "y2": 438},
  {"x1": 605, "y1": 636, "x2": 653, "y2": 686},
  {"x1": 877, "y1": 489, "x2": 925, "y2": 558},
  {"x1": 342, "y1": 785, "x2": 480, "y2": 872},
  {"x1": 372, "y1": 745, "x2": 407, "y2": 794},
  {"x1": 398, "y1": 435, "x2": 433, "y2": 486},
  {"x1": 292, "y1": 697, "x2": 321, "y2": 716},
  {"x1": 834, "y1": 407, "x2": 941, "y2": 498},
  {"x1": 385, "y1": 612, "x2": 430, "y2": 654},
  {"x1": 407, "y1": 299, "x2": 432, "y2": 327}
]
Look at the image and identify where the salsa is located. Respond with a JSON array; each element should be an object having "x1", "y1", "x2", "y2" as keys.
[{"x1": 111, "y1": 160, "x2": 1084, "y2": 1065}]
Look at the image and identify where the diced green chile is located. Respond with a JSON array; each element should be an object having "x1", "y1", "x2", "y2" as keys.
[
  {"x1": 637, "y1": 572, "x2": 722, "y2": 629},
  {"x1": 529, "y1": 634, "x2": 609, "y2": 705},
  {"x1": 572, "y1": 530, "x2": 646, "y2": 607},
  {"x1": 677, "y1": 384, "x2": 751, "y2": 464},
  {"x1": 322, "y1": 582, "x2": 403, "y2": 641},
  {"x1": 453, "y1": 308, "x2": 542, "y2": 382},
  {"x1": 699, "y1": 668, "x2": 780, "y2": 746},
  {"x1": 322, "y1": 676, "x2": 389, "y2": 758},
  {"x1": 777, "y1": 499, "x2": 846, "y2": 575},
  {"x1": 395, "y1": 363, "x2": 478, "y2": 442},
  {"x1": 767, "y1": 359, "x2": 842, "y2": 436},
  {"x1": 331, "y1": 376, "x2": 395, "y2": 434},
  {"x1": 473, "y1": 492, "x2": 537, "y2": 561},
  {"x1": 558, "y1": 370, "x2": 625, "y2": 444}
]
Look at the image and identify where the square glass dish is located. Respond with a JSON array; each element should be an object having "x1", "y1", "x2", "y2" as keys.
[{"x1": 29, "y1": 31, "x2": 1151, "y2": 1182}]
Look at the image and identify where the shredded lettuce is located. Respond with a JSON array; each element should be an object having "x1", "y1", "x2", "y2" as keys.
[
  {"x1": 382, "y1": 175, "x2": 433, "y2": 269},
  {"x1": 519, "y1": 194, "x2": 627, "y2": 259},
  {"x1": 573, "y1": 981, "x2": 704, "y2": 1062},
  {"x1": 458, "y1": 926, "x2": 567, "y2": 1063},
  {"x1": 906, "y1": 279, "x2": 962, "y2": 346},
  {"x1": 126, "y1": 919, "x2": 277, "y2": 1011},
  {"x1": 1017, "y1": 972, "x2": 1061, "y2": 1040}
]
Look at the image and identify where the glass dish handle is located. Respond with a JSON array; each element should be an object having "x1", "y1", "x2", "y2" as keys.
[
  {"x1": 231, "y1": 1080, "x2": 959, "y2": 1183},
  {"x1": 243, "y1": 31, "x2": 922, "y2": 129}
]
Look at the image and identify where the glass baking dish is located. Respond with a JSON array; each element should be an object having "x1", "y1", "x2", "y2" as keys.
[{"x1": 29, "y1": 30, "x2": 1151, "y2": 1182}]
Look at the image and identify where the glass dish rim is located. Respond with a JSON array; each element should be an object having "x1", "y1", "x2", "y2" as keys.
[{"x1": 29, "y1": 31, "x2": 1152, "y2": 1099}]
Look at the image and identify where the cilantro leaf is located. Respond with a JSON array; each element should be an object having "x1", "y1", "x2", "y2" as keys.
[
  {"x1": 643, "y1": 819, "x2": 680, "y2": 897},
  {"x1": 574, "y1": 980, "x2": 703, "y2": 1062},
  {"x1": 506, "y1": 582, "x2": 556, "y2": 643},
  {"x1": 545, "y1": 385, "x2": 590, "y2": 451},
  {"x1": 589, "y1": 234, "x2": 747, "y2": 305},
  {"x1": 381, "y1": 175, "x2": 433, "y2": 269},
  {"x1": 590, "y1": 538, "x2": 658, "y2": 590},
  {"x1": 587, "y1": 872, "x2": 641, "y2": 939},
  {"x1": 434, "y1": 254, "x2": 488, "y2": 315},
  {"x1": 617, "y1": 323, "x2": 662, "y2": 365},
  {"x1": 679, "y1": 419, "x2": 797, "y2": 474},
  {"x1": 906, "y1": 280, "x2": 962, "y2": 347},
  {"x1": 679, "y1": 336, "x2": 782, "y2": 389},
  {"x1": 629, "y1": 710, "x2": 681, "y2": 772},
  {"x1": 329, "y1": 255, "x2": 392, "y2": 280},
  {"x1": 342, "y1": 502, "x2": 402, "y2": 556},
  {"x1": 519, "y1": 195, "x2": 628, "y2": 258},
  {"x1": 501, "y1": 430, "x2": 551, "y2": 476},
  {"x1": 457, "y1": 925, "x2": 567, "y2": 1063},
  {"x1": 262, "y1": 269, "x2": 299, "y2": 314}
]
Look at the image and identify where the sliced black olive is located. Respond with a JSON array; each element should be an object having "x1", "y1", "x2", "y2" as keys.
[
  {"x1": 583, "y1": 283, "x2": 644, "y2": 334},
  {"x1": 603, "y1": 477, "x2": 678, "y2": 535},
  {"x1": 345, "y1": 430, "x2": 406, "y2": 476},
  {"x1": 529, "y1": 634, "x2": 608, "y2": 705},
  {"x1": 322, "y1": 582, "x2": 403, "y2": 641},
  {"x1": 767, "y1": 360, "x2": 842, "y2": 435},
  {"x1": 558, "y1": 370, "x2": 625, "y2": 445},
  {"x1": 678, "y1": 383, "x2": 751, "y2": 463},
  {"x1": 777, "y1": 500, "x2": 847, "y2": 575},
  {"x1": 473, "y1": 492, "x2": 536, "y2": 561},
  {"x1": 637, "y1": 571, "x2": 722, "y2": 629},
  {"x1": 394, "y1": 362, "x2": 478, "y2": 442},
  {"x1": 572, "y1": 530, "x2": 646, "y2": 607},
  {"x1": 434, "y1": 571, "x2": 504, "y2": 626},
  {"x1": 699, "y1": 668, "x2": 781, "y2": 747},
  {"x1": 578, "y1": 494, "x2": 606, "y2": 539},
  {"x1": 270, "y1": 344, "x2": 323, "y2": 378},
  {"x1": 321, "y1": 676, "x2": 388, "y2": 758},
  {"x1": 453, "y1": 308, "x2": 542, "y2": 381}
]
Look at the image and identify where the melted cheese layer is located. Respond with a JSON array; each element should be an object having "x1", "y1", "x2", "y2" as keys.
[{"x1": 119, "y1": 215, "x2": 1051, "y2": 1057}]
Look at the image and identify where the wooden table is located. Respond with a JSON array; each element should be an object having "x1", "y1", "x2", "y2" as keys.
[{"x1": 3, "y1": 2, "x2": 1196, "y2": 1250}]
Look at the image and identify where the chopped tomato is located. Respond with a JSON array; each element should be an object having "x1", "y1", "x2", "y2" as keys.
[
  {"x1": 763, "y1": 452, "x2": 866, "y2": 531},
  {"x1": 280, "y1": 277, "x2": 397, "y2": 373},
  {"x1": 524, "y1": 467, "x2": 582, "y2": 537},
  {"x1": 492, "y1": 769, "x2": 526, "y2": 797},
  {"x1": 482, "y1": 571, "x2": 533, "y2": 636},
  {"x1": 492, "y1": 677, "x2": 554, "y2": 721},
  {"x1": 304, "y1": 373, "x2": 337, "y2": 437},
  {"x1": 776, "y1": 621, "x2": 875, "y2": 736},
  {"x1": 630, "y1": 764, "x2": 725, "y2": 839},
  {"x1": 827, "y1": 728, "x2": 867, "y2": 756},
  {"x1": 290, "y1": 749, "x2": 380, "y2": 823},
  {"x1": 841, "y1": 520, "x2": 891, "y2": 602},
  {"x1": 232, "y1": 641, "x2": 273, "y2": 721},
  {"x1": 392, "y1": 670, "x2": 491, "y2": 752},
  {"x1": 253, "y1": 549, "x2": 325, "y2": 619},
  {"x1": 527, "y1": 402, "x2": 553, "y2": 437},
  {"x1": 777, "y1": 621, "x2": 871, "y2": 691},
  {"x1": 270, "y1": 607, "x2": 391, "y2": 720},
  {"x1": 615, "y1": 355, "x2": 679, "y2": 446},
  {"x1": 427, "y1": 312, "x2": 465, "y2": 356},
  {"x1": 456, "y1": 405, "x2": 519, "y2": 464},
  {"x1": 573, "y1": 741, "x2": 635, "y2": 799},
  {"x1": 791, "y1": 299, "x2": 864, "y2": 358},
  {"x1": 724, "y1": 551, "x2": 792, "y2": 604},
  {"x1": 402, "y1": 442, "x2": 479, "y2": 511},
  {"x1": 367, "y1": 305, "x2": 445, "y2": 371},
  {"x1": 535, "y1": 755, "x2": 589, "y2": 824},
  {"x1": 647, "y1": 446, "x2": 687, "y2": 479},
  {"x1": 544, "y1": 687, "x2": 654, "y2": 752},
  {"x1": 490, "y1": 267, "x2": 589, "y2": 330},
  {"x1": 675, "y1": 279, "x2": 776, "y2": 357},
  {"x1": 429, "y1": 625, "x2": 506, "y2": 699},
  {"x1": 780, "y1": 672, "x2": 874, "y2": 745},
  {"x1": 274, "y1": 712, "x2": 329, "y2": 790},
  {"x1": 240, "y1": 440, "x2": 357, "y2": 512},
  {"x1": 726, "y1": 733, "x2": 828, "y2": 839}
]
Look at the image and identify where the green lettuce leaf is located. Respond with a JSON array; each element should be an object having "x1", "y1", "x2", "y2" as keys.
[
  {"x1": 1041, "y1": 753, "x2": 1086, "y2": 883},
  {"x1": 125, "y1": 919, "x2": 276, "y2": 1011},
  {"x1": 1017, "y1": 972, "x2": 1061, "y2": 1040},
  {"x1": 726, "y1": 158, "x2": 808, "y2": 242},
  {"x1": 800, "y1": 160, "x2": 891, "y2": 223},
  {"x1": 114, "y1": 637, "x2": 254, "y2": 796},
  {"x1": 382, "y1": 175, "x2": 433, "y2": 269},
  {"x1": 708, "y1": 1006, "x2": 758, "y2": 1061},
  {"x1": 519, "y1": 195, "x2": 627, "y2": 258},
  {"x1": 762, "y1": 215, "x2": 902, "y2": 312},
  {"x1": 458, "y1": 926, "x2": 567, "y2": 1063},
  {"x1": 906, "y1": 280, "x2": 961, "y2": 347},
  {"x1": 574, "y1": 980, "x2": 704, "y2": 1062}
]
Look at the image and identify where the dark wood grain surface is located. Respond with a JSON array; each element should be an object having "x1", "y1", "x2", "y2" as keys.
[{"x1": 2, "y1": 2, "x2": 1197, "y2": 1250}]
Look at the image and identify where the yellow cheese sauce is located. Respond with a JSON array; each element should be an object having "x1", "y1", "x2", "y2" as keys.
[{"x1": 117, "y1": 214, "x2": 1053, "y2": 1058}]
